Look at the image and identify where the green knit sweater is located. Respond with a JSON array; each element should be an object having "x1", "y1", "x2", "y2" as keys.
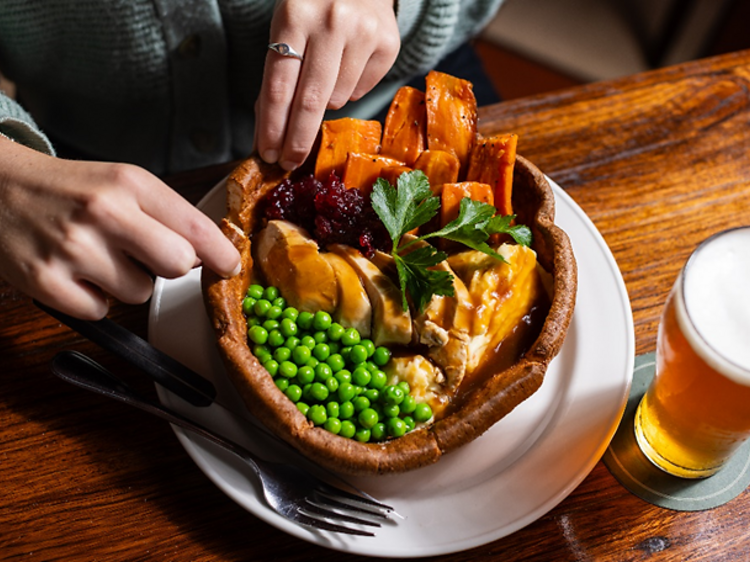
[{"x1": 0, "y1": 0, "x2": 503, "y2": 174}]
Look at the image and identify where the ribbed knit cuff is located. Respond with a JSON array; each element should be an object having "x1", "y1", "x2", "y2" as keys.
[
  {"x1": 0, "y1": 93, "x2": 56, "y2": 156},
  {"x1": 395, "y1": 0, "x2": 425, "y2": 42}
]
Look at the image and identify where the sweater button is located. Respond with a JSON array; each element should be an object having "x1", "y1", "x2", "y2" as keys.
[{"x1": 178, "y1": 34, "x2": 202, "y2": 58}]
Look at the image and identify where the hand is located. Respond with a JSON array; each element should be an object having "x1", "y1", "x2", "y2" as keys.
[
  {"x1": 0, "y1": 138, "x2": 240, "y2": 320},
  {"x1": 255, "y1": 0, "x2": 400, "y2": 171}
]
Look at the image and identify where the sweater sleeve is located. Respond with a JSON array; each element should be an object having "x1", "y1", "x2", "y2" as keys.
[
  {"x1": 392, "y1": 0, "x2": 505, "y2": 79},
  {"x1": 0, "y1": 91, "x2": 55, "y2": 156}
]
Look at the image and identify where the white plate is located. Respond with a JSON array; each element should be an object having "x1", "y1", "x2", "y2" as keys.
[{"x1": 148, "y1": 176, "x2": 634, "y2": 557}]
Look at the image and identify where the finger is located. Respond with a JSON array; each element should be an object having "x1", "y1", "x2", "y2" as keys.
[
  {"x1": 326, "y1": 46, "x2": 373, "y2": 110},
  {"x1": 278, "y1": 37, "x2": 345, "y2": 168},
  {"x1": 122, "y1": 179, "x2": 240, "y2": 279},
  {"x1": 350, "y1": 41, "x2": 400, "y2": 100},
  {"x1": 255, "y1": 39, "x2": 307, "y2": 165},
  {"x1": 33, "y1": 263, "x2": 111, "y2": 321}
]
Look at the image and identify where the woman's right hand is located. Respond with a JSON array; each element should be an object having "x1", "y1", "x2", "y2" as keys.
[{"x1": 0, "y1": 137, "x2": 241, "y2": 320}]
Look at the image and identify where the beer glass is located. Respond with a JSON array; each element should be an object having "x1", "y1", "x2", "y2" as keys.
[{"x1": 634, "y1": 227, "x2": 750, "y2": 478}]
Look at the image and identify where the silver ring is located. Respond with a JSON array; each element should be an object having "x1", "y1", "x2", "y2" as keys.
[{"x1": 268, "y1": 42, "x2": 304, "y2": 61}]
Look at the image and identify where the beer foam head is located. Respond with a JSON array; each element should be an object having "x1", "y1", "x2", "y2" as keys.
[{"x1": 677, "y1": 227, "x2": 750, "y2": 385}]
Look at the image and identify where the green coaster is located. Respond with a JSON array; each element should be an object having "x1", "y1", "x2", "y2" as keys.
[{"x1": 603, "y1": 353, "x2": 750, "y2": 511}]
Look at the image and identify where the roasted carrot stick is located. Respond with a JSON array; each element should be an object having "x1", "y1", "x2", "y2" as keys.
[
  {"x1": 381, "y1": 86, "x2": 427, "y2": 167},
  {"x1": 315, "y1": 118, "x2": 382, "y2": 181}
]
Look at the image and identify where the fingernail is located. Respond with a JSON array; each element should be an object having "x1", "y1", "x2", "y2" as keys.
[
  {"x1": 227, "y1": 262, "x2": 242, "y2": 278},
  {"x1": 279, "y1": 160, "x2": 298, "y2": 171},
  {"x1": 262, "y1": 149, "x2": 279, "y2": 163}
]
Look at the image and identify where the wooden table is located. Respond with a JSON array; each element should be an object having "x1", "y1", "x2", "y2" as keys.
[{"x1": 2, "y1": 50, "x2": 750, "y2": 561}]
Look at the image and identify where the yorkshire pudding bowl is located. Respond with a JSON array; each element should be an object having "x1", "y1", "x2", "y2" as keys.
[{"x1": 202, "y1": 154, "x2": 577, "y2": 475}]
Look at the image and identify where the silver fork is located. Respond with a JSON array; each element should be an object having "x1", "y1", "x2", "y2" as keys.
[{"x1": 50, "y1": 350, "x2": 393, "y2": 536}]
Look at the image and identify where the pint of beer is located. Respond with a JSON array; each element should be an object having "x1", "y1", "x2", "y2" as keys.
[{"x1": 634, "y1": 227, "x2": 750, "y2": 478}]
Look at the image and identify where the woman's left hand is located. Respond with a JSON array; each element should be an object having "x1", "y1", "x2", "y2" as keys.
[{"x1": 254, "y1": 0, "x2": 400, "y2": 171}]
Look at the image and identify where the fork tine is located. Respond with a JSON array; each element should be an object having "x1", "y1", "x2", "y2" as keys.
[
  {"x1": 315, "y1": 481, "x2": 395, "y2": 512},
  {"x1": 293, "y1": 510, "x2": 376, "y2": 537},
  {"x1": 303, "y1": 499, "x2": 381, "y2": 527},
  {"x1": 312, "y1": 492, "x2": 392, "y2": 520}
]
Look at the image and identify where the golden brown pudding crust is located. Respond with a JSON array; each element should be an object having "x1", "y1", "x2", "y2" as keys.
[{"x1": 202, "y1": 154, "x2": 577, "y2": 475}]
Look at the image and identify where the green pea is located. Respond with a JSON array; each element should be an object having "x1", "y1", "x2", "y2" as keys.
[
  {"x1": 275, "y1": 377, "x2": 289, "y2": 392},
  {"x1": 252, "y1": 344, "x2": 272, "y2": 364},
  {"x1": 353, "y1": 395, "x2": 371, "y2": 412},
  {"x1": 309, "y1": 382, "x2": 329, "y2": 402},
  {"x1": 400, "y1": 395, "x2": 417, "y2": 414},
  {"x1": 272, "y1": 296, "x2": 286, "y2": 309},
  {"x1": 339, "y1": 401, "x2": 355, "y2": 419},
  {"x1": 349, "y1": 344, "x2": 368, "y2": 364},
  {"x1": 373, "y1": 346, "x2": 392, "y2": 366},
  {"x1": 262, "y1": 359, "x2": 279, "y2": 377},
  {"x1": 247, "y1": 325, "x2": 268, "y2": 345},
  {"x1": 338, "y1": 382, "x2": 356, "y2": 403},
  {"x1": 282, "y1": 307, "x2": 299, "y2": 321},
  {"x1": 285, "y1": 384, "x2": 302, "y2": 402},
  {"x1": 398, "y1": 380, "x2": 411, "y2": 394},
  {"x1": 335, "y1": 369, "x2": 352, "y2": 384},
  {"x1": 313, "y1": 310, "x2": 332, "y2": 331},
  {"x1": 279, "y1": 318, "x2": 298, "y2": 338},
  {"x1": 253, "y1": 299, "x2": 272, "y2": 317},
  {"x1": 354, "y1": 428, "x2": 371, "y2": 442},
  {"x1": 296, "y1": 401, "x2": 310, "y2": 416},
  {"x1": 300, "y1": 335, "x2": 316, "y2": 349},
  {"x1": 292, "y1": 345, "x2": 311, "y2": 366},
  {"x1": 358, "y1": 408, "x2": 379, "y2": 429},
  {"x1": 305, "y1": 357, "x2": 320, "y2": 369},
  {"x1": 365, "y1": 360, "x2": 380, "y2": 373},
  {"x1": 273, "y1": 346, "x2": 291, "y2": 363},
  {"x1": 340, "y1": 346, "x2": 352, "y2": 362},
  {"x1": 387, "y1": 417, "x2": 407, "y2": 438},
  {"x1": 327, "y1": 341, "x2": 341, "y2": 355},
  {"x1": 384, "y1": 385, "x2": 405, "y2": 405},
  {"x1": 313, "y1": 331, "x2": 328, "y2": 344},
  {"x1": 296, "y1": 365, "x2": 315, "y2": 385},
  {"x1": 302, "y1": 383, "x2": 314, "y2": 401},
  {"x1": 266, "y1": 305, "x2": 283, "y2": 320},
  {"x1": 352, "y1": 366, "x2": 371, "y2": 387},
  {"x1": 263, "y1": 286, "x2": 279, "y2": 301},
  {"x1": 327, "y1": 322, "x2": 345, "y2": 341},
  {"x1": 247, "y1": 284, "x2": 264, "y2": 299},
  {"x1": 414, "y1": 403, "x2": 433, "y2": 423},
  {"x1": 383, "y1": 404, "x2": 400, "y2": 418},
  {"x1": 267, "y1": 329, "x2": 285, "y2": 348},
  {"x1": 341, "y1": 327, "x2": 361, "y2": 347},
  {"x1": 360, "y1": 339, "x2": 375, "y2": 357},
  {"x1": 326, "y1": 353, "x2": 345, "y2": 373},
  {"x1": 369, "y1": 370, "x2": 387, "y2": 390},
  {"x1": 246, "y1": 316, "x2": 262, "y2": 328},
  {"x1": 371, "y1": 422, "x2": 387, "y2": 441},
  {"x1": 242, "y1": 296, "x2": 257, "y2": 316},
  {"x1": 363, "y1": 388, "x2": 380, "y2": 403},
  {"x1": 278, "y1": 360, "x2": 298, "y2": 379},
  {"x1": 297, "y1": 311, "x2": 314, "y2": 330},
  {"x1": 314, "y1": 362, "x2": 332, "y2": 382},
  {"x1": 262, "y1": 319, "x2": 279, "y2": 331},
  {"x1": 307, "y1": 404, "x2": 327, "y2": 426},
  {"x1": 402, "y1": 415, "x2": 416, "y2": 432},
  {"x1": 340, "y1": 420, "x2": 356, "y2": 439},
  {"x1": 326, "y1": 401, "x2": 340, "y2": 419},
  {"x1": 324, "y1": 417, "x2": 342, "y2": 435},
  {"x1": 325, "y1": 376, "x2": 339, "y2": 393},
  {"x1": 313, "y1": 343, "x2": 330, "y2": 361},
  {"x1": 284, "y1": 336, "x2": 300, "y2": 350}
]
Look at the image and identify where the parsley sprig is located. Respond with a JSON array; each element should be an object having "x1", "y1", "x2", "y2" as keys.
[{"x1": 370, "y1": 170, "x2": 532, "y2": 313}]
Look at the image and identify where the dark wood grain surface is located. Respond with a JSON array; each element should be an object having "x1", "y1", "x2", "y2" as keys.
[{"x1": 2, "y1": 50, "x2": 750, "y2": 561}]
